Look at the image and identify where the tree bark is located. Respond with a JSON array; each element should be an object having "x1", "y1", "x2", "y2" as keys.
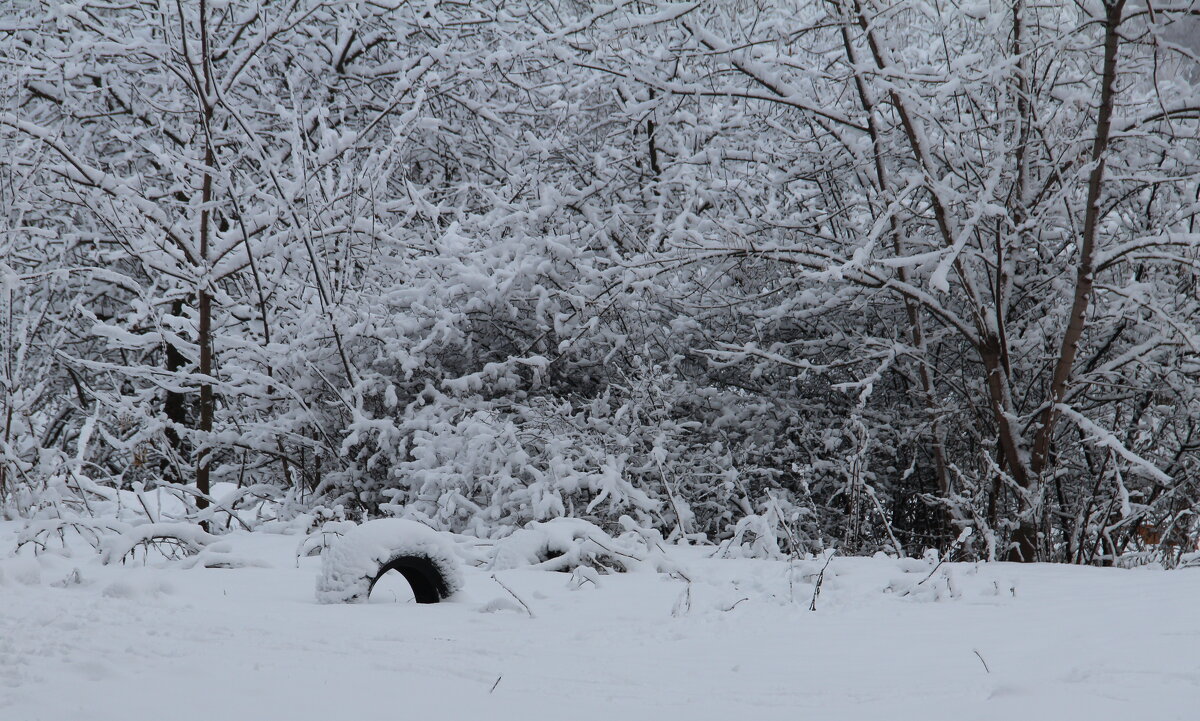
[
  {"x1": 1028, "y1": 0, "x2": 1124, "y2": 477},
  {"x1": 1007, "y1": 0, "x2": 1125, "y2": 561},
  {"x1": 194, "y1": 0, "x2": 215, "y2": 514}
]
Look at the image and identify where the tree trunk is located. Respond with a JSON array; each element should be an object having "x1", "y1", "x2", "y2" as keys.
[
  {"x1": 1008, "y1": 521, "x2": 1039, "y2": 563},
  {"x1": 163, "y1": 299, "x2": 189, "y2": 483},
  {"x1": 1028, "y1": 0, "x2": 1124, "y2": 478},
  {"x1": 195, "y1": 0, "x2": 215, "y2": 515},
  {"x1": 1006, "y1": 0, "x2": 1124, "y2": 561}
]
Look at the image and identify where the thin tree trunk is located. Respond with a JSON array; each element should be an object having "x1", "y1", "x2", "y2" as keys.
[
  {"x1": 1028, "y1": 0, "x2": 1125, "y2": 476},
  {"x1": 1009, "y1": 0, "x2": 1125, "y2": 561},
  {"x1": 834, "y1": 8, "x2": 957, "y2": 529},
  {"x1": 163, "y1": 299, "x2": 188, "y2": 483},
  {"x1": 194, "y1": 0, "x2": 215, "y2": 514}
]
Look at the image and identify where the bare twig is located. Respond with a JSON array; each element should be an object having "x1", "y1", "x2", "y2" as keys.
[
  {"x1": 671, "y1": 581, "x2": 692, "y2": 617},
  {"x1": 490, "y1": 573, "x2": 535, "y2": 618},
  {"x1": 809, "y1": 550, "x2": 836, "y2": 611},
  {"x1": 722, "y1": 597, "x2": 750, "y2": 612},
  {"x1": 973, "y1": 649, "x2": 991, "y2": 674}
]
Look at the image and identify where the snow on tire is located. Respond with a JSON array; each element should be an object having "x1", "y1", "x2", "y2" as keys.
[{"x1": 315, "y1": 519, "x2": 463, "y2": 604}]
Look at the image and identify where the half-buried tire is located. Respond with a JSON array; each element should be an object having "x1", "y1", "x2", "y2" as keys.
[{"x1": 316, "y1": 519, "x2": 463, "y2": 604}]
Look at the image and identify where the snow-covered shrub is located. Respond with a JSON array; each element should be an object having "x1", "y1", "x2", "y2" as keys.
[
  {"x1": 295, "y1": 520, "x2": 358, "y2": 561},
  {"x1": 15, "y1": 519, "x2": 131, "y2": 557},
  {"x1": 99, "y1": 523, "x2": 219, "y2": 565},
  {"x1": 489, "y1": 518, "x2": 642, "y2": 574}
]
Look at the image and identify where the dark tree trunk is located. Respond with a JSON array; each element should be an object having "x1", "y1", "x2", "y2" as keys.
[{"x1": 162, "y1": 300, "x2": 189, "y2": 483}]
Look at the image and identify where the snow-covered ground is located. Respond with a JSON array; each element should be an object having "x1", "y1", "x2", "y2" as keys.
[{"x1": 1, "y1": 521, "x2": 1197, "y2": 721}]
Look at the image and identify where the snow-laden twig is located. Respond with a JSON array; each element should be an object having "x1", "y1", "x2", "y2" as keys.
[{"x1": 915, "y1": 527, "x2": 974, "y2": 589}]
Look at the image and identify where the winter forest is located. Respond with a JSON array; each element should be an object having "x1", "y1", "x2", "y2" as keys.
[{"x1": 2, "y1": 1, "x2": 1200, "y2": 718}]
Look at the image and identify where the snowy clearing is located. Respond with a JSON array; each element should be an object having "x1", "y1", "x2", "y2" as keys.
[{"x1": 2, "y1": 522, "x2": 1197, "y2": 721}]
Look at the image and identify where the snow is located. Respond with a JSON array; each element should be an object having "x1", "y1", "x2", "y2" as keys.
[
  {"x1": 315, "y1": 518, "x2": 464, "y2": 603},
  {"x1": 99, "y1": 523, "x2": 219, "y2": 565},
  {"x1": 488, "y1": 517, "x2": 645, "y2": 572},
  {"x1": 1, "y1": 522, "x2": 1198, "y2": 720}
]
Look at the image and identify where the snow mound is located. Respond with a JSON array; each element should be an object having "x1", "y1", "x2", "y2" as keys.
[
  {"x1": 315, "y1": 519, "x2": 463, "y2": 604},
  {"x1": 5, "y1": 557, "x2": 43, "y2": 586},
  {"x1": 489, "y1": 518, "x2": 643, "y2": 573},
  {"x1": 177, "y1": 541, "x2": 273, "y2": 570},
  {"x1": 101, "y1": 577, "x2": 174, "y2": 599}
]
